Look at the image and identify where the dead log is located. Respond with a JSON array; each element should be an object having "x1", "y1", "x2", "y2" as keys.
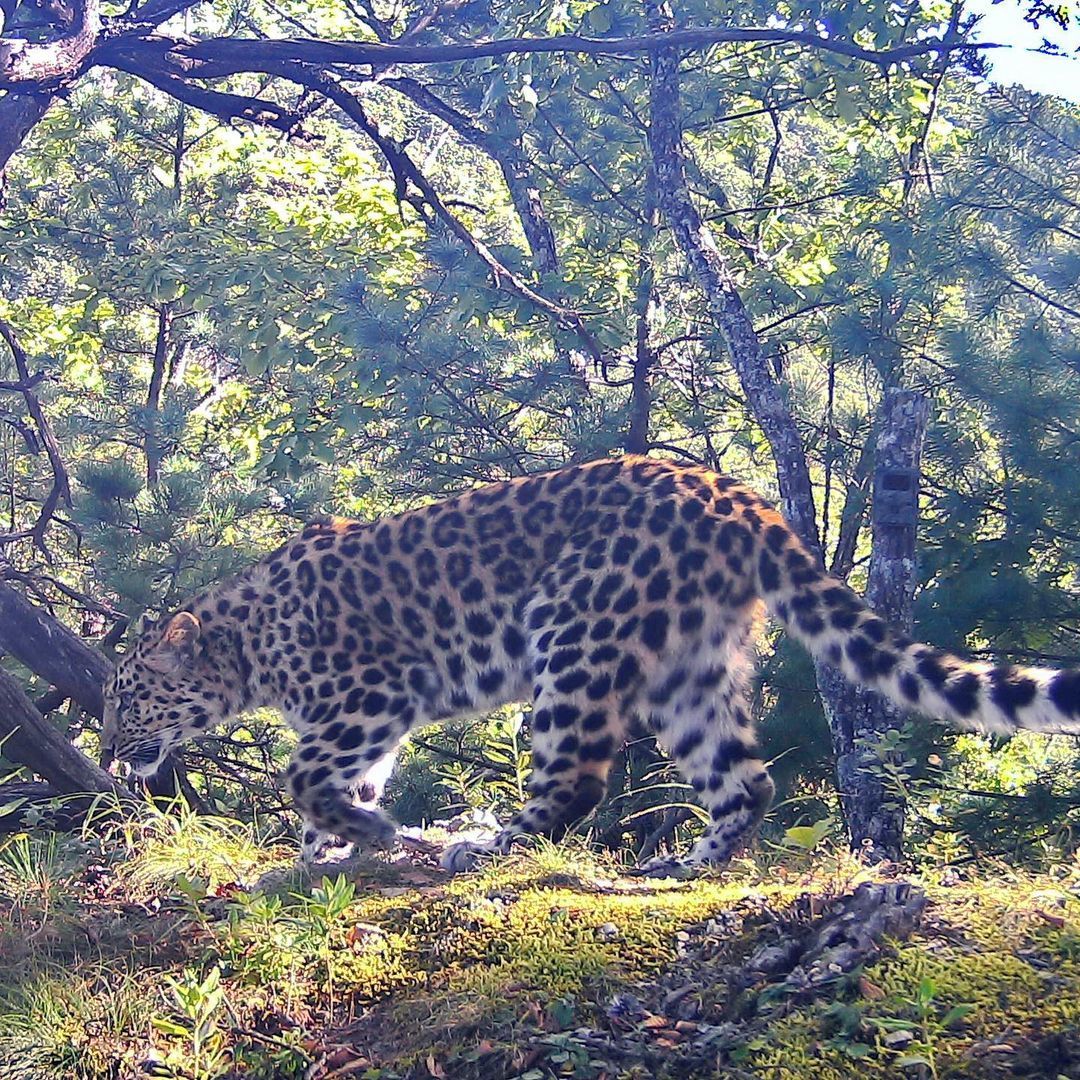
[
  {"x1": 0, "y1": 580, "x2": 110, "y2": 716},
  {"x1": 741, "y1": 880, "x2": 927, "y2": 994},
  {"x1": 0, "y1": 579, "x2": 189, "y2": 801},
  {"x1": 0, "y1": 666, "x2": 120, "y2": 795},
  {"x1": 0, "y1": 780, "x2": 103, "y2": 832}
]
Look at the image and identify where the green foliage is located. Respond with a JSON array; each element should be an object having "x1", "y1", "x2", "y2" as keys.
[{"x1": 151, "y1": 966, "x2": 228, "y2": 1080}]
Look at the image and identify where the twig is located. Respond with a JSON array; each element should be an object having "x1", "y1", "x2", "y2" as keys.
[{"x1": 409, "y1": 736, "x2": 516, "y2": 776}]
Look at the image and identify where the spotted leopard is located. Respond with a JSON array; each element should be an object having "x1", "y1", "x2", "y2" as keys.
[{"x1": 101, "y1": 456, "x2": 1080, "y2": 874}]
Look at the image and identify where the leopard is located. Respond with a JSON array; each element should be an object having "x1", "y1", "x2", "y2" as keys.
[{"x1": 101, "y1": 456, "x2": 1080, "y2": 875}]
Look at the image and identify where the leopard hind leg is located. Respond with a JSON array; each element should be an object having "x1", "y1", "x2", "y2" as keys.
[{"x1": 636, "y1": 618, "x2": 773, "y2": 876}]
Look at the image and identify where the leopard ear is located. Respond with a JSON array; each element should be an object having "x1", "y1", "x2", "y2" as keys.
[{"x1": 145, "y1": 612, "x2": 202, "y2": 674}]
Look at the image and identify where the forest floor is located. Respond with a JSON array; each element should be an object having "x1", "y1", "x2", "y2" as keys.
[{"x1": 0, "y1": 809, "x2": 1079, "y2": 1080}]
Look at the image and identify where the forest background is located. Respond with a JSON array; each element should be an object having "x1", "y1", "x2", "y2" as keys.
[{"x1": 0, "y1": 1, "x2": 1079, "y2": 1075}]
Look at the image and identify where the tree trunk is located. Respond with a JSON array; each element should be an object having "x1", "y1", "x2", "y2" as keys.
[
  {"x1": 644, "y1": 0, "x2": 821, "y2": 556},
  {"x1": 643, "y1": 1, "x2": 925, "y2": 856},
  {"x1": 824, "y1": 389, "x2": 929, "y2": 859},
  {"x1": 626, "y1": 226, "x2": 658, "y2": 455}
]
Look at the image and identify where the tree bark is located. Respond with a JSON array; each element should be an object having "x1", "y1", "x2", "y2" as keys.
[
  {"x1": 0, "y1": 0, "x2": 99, "y2": 85},
  {"x1": 644, "y1": 0, "x2": 820, "y2": 555},
  {"x1": 825, "y1": 389, "x2": 929, "y2": 859},
  {"x1": 626, "y1": 207, "x2": 659, "y2": 454}
]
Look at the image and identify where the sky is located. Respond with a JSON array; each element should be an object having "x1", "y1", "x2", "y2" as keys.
[{"x1": 965, "y1": 0, "x2": 1080, "y2": 102}]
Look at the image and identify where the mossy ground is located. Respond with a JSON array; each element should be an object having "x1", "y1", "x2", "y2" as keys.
[{"x1": 0, "y1": 811, "x2": 1078, "y2": 1080}]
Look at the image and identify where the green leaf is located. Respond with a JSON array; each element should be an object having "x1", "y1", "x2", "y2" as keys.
[
  {"x1": 243, "y1": 350, "x2": 271, "y2": 376},
  {"x1": 783, "y1": 818, "x2": 832, "y2": 851},
  {"x1": 941, "y1": 1003, "x2": 974, "y2": 1027},
  {"x1": 151, "y1": 1018, "x2": 191, "y2": 1037},
  {"x1": 843, "y1": 1042, "x2": 874, "y2": 1059},
  {"x1": 587, "y1": 2, "x2": 613, "y2": 32}
]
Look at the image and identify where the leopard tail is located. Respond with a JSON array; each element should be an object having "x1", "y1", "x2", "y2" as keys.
[{"x1": 755, "y1": 519, "x2": 1080, "y2": 736}]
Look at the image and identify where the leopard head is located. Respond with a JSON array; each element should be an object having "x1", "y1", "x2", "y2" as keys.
[{"x1": 102, "y1": 612, "x2": 227, "y2": 776}]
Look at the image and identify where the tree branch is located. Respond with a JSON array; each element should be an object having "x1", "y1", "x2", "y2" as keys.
[
  {"x1": 296, "y1": 71, "x2": 608, "y2": 367},
  {"x1": 383, "y1": 77, "x2": 561, "y2": 273},
  {"x1": 0, "y1": 89, "x2": 53, "y2": 179},
  {"x1": 82, "y1": 25, "x2": 990, "y2": 87},
  {"x1": 0, "y1": 0, "x2": 99, "y2": 85},
  {"x1": 104, "y1": 57, "x2": 309, "y2": 135},
  {"x1": 0, "y1": 316, "x2": 72, "y2": 555}
]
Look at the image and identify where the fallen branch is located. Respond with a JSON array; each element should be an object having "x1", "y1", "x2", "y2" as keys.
[
  {"x1": 0, "y1": 780, "x2": 110, "y2": 833},
  {"x1": 0, "y1": 579, "x2": 110, "y2": 715},
  {"x1": 740, "y1": 880, "x2": 927, "y2": 995},
  {"x1": 0, "y1": 580, "x2": 191, "y2": 801},
  {"x1": 0, "y1": 667, "x2": 120, "y2": 795}
]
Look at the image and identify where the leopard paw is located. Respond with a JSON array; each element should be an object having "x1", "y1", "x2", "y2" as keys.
[
  {"x1": 440, "y1": 840, "x2": 496, "y2": 874},
  {"x1": 628, "y1": 856, "x2": 699, "y2": 880}
]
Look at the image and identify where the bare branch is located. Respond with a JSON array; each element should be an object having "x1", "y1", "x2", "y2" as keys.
[
  {"x1": 296, "y1": 71, "x2": 608, "y2": 367},
  {"x1": 0, "y1": 370, "x2": 46, "y2": 391},
  {"x1": 105, "y1": 57, "x2": 310, "y2": 135},
  {"x1": 382, "y1": 78, "x2": 561, "y2": 273}
]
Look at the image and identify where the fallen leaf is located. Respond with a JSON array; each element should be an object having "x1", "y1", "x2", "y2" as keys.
[{"x1": 1035, "y1": 910, "x2": 1066, "y2": 929}]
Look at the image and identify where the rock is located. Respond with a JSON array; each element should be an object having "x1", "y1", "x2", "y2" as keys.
[{"x1": 882, "y1": 1029, "x2": 915, "y2": 1049}]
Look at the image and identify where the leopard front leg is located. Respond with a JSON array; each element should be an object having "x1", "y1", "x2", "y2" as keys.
[
  {"x1": 288, "y1": 734, "x2": 405, "y2": 865},
  {"x1": 297, "y1": 746, "x2": 400, "y2": 865}
]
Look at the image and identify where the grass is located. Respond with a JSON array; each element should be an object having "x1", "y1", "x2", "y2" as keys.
[{"x1": 0, "y1": 809, "x2": 1078, "y2": 1079}]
